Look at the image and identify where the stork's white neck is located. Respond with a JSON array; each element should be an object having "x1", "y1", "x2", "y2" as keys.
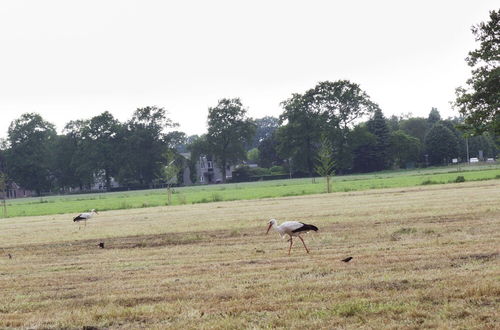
[{"x1": 269, "y1": 220, "x2": 285, "y2": 236}]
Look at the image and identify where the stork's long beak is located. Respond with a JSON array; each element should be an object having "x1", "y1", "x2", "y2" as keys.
[{"x1": 266, "y1": 223, "x2": 272, "y2": 234}]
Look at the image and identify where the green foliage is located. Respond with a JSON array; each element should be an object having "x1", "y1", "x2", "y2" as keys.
[
  {"x1": 163, "y1": 157, "x2": 180, "y2": 185},
  {"x1": 269, "y1": 165, "x2": 286, "y2": 174},
  {"x1": 350, "y1": 125, "x2": 378, "y2": 173},
  {"x1": 308, "y1": 80, "x2": 379, "y2": 171},
  {"x1": 118, "y1": 106, "x2": 179, "y2": 186},
  {"x1": 258, "y1": 134, "x2": 282, "y2": 168},
  {"x1": 278, "y1": 80, "x2": 378, "y2": 175},
  {"x1": 6, "y1": 113, "x2": 57, "y2": 195},
  {"x1": 455, "y1": 175, "x2": 466, "y2": 183},
  {"x1": 249, "y1": 167, "x2": 270, "y2": 177},
  {"x1": 467, "y1": 132, "x2": 498, "y2": 159},
  {"x1": 249, "y1": 116, "x2": 279, "y2": 149},
  {"x1": 80, "y1": 111, "x2": 122, "y2": 190},
  {"x1": 427, "y1": 107, "x2": 441, "y2": 125},
  {"x1": 421, "y1": 179, "x2": 440, "y2": 185},
  {"x1": 277, "y1": 93, "x2": 321, "y2": 176},
  {"x1": 400, "y1": 117, "x2": 428, "y2": 142},
  {"x1": 247, "y1": 148, "x2": 259, "y2": 163},
  {"x1": 231, "y1": 165, "x2": 252, "y2": 182},
  {"x1": 315, "y1": 138, "x2": 335, "y2": 193},
  {"x1": 387, "y1": 115, "x2": 400, "y2": 132},
  {"x1": 390, "y1": 130, "x2": 422, "y2": 168},
  {"x1": 207, "y1": 98, "x2": 256, "y2": 182},
  {"x1": 424, "y1": 124, "x2": 459, "y2": 165},
  {"x1": 454, "y1": 10, "x2": 500, "y2": 135},
  {"x1": 366, "y1": 109, "x2": 391, "y2": 171}
]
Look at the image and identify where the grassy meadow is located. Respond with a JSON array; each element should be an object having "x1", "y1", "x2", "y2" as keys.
[
  {"x1": 1, "y1": 164, "x2": 500, "y2": 219},
  {"x1": 0, "y1": 179, "x2": 499, "y2": 329}
]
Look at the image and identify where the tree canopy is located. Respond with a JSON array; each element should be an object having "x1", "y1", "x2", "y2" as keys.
[
  {"x1": 206, "y1": 98, "x2": 256, "y2": 182},
  {"x1": 454, "y1": 9, "x2": 500, "y2": 135},
  {"x1": 6, "y1": 113, "x2": 57, "y2": 195}
]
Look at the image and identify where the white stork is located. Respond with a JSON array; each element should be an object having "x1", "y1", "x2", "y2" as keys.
[
  {"x1": 73, "y1": 209, "x2": 98, "y2": 228},
  {"x1": 266, "y1": 218, "x2": 318, "y2": 255}
]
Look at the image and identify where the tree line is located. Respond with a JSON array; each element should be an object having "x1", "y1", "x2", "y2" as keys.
[{"x1": 0, "y1": 82, "x2": 497, "y2": 196}]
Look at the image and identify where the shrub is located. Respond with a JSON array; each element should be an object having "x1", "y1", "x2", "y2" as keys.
[
  {"x1": 455, "y1": 176, "x2": 466, "y2": 183},
  {"x1": 232, "y1": 165, "x2": 252, "y2": 182},
  {"x1": 269, "y1": 165, "x2": 286, "y2": 174},
  {"x1": 212, "y1": 193, "x2": 223, "y2": 202},
  {"x1": 249, "y1": 167, "x2": 270, "y2": 176}
]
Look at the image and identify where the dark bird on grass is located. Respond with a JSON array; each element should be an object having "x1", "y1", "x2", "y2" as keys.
[
  {"x1": 266, "y1": 218, "x2": 318, "y2": 255},
  {"x1": 7, "y1": 253, "x2": 12, "y2": 259},
  {"x1": 341, "y1": 257, "x2": 353, "y2": 262},
  {"x1": 98, "y1": 242, "x2": 105, "y2": 248},
  {"x1": 73, "y1": 209, "x2": 98, "y2": 229}
]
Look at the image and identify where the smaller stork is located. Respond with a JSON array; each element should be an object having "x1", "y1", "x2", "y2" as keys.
[
  {"x1": 73, "y1": 209, "x2": 98, "y2": 229},
  {"x1": 266, "y1": 218, "x2": 318, "y2": 255}
]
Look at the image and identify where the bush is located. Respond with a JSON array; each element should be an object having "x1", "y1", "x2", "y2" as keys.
[
  {"x1": 249, "y1": 167, "x2": 270, "y2": 176},
  {"x1": 269, "y1": 165, "x2": 286, "y2": 174},
  {"x1": 455, "y1": 176, "x2": 466, "y2": 183},
  {"x1": 211, "y1": 193, "x2": 223, "y2": 202},
  {"x1": 231, "y1": 165, "x2": 252, "y2": 182}
]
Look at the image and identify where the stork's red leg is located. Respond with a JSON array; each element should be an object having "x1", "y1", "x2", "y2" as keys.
[
  {"x1": 288, "y1": 237, "x2": 293, "y2": 255},
  {"x1": 298, "y1": 236, "x2": 310, "y2": 253}
]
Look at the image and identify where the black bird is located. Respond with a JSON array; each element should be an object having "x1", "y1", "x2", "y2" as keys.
[
  {"x1": 8, "y1": 253, "x2": 12, "y2": 259},
  {"x1": 341, "y1": 257, "x2": 353, "y2": 262},
  {"x1": 98, "y1": 242, "x2": 105, "y2": 248}
]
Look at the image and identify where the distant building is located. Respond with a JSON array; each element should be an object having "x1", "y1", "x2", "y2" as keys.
[
  {"x1": 0, "y1": 182, "x2": 34, "y2": 199},
  {"x1": 180, "y1": 153, "x2": 235, "y2": 184}
]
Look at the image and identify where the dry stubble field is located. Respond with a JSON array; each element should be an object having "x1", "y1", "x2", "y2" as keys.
[{"x1": 1, "y1": 181, "x2": 499, "y2": 329}]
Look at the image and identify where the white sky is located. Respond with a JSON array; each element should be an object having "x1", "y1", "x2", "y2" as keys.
[{"x1": 0, "y1": 0, "x2": 497, "y2": 138}]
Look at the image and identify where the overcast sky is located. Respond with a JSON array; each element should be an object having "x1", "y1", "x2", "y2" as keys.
[{"x1": 0, "y1": 0, "x2": 497, "y2": 138}]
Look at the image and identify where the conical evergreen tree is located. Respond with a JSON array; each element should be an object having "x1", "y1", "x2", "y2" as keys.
[
  {"x1": 367, "y1": 109, "x2": 391, "y2": 171},
  {"x1": 427, "y1": 107, "x2": 441, "y2": 126}
]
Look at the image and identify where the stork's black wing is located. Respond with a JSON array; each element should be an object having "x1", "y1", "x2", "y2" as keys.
[{"x1": 291, "y1": 222, "x2": 318, "y2": 233}]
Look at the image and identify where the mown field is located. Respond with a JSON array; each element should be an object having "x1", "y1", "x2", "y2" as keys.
[
  {"x1": 1, "y1": 164, "x2": 500, "y2": 218},
  {"x1": 0, "y1": 180, "x2": 499, "y2": 329}
]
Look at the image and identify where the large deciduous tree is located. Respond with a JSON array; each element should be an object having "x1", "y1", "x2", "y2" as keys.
[
  {"x1": 258, "y1": 133, "x2": 282, "y2": 168},
  {"x1": 120, "y1": 106, "x2": 180, "y2": 186},
  {"x1": 277, "y1": 80, "x2": 378, "y2": 175},
  {"x1": 454, "y1": 9, "x2": 499, "y2": 135},
  {"x1": 249, "y1": 116, "x2": 279, "y2": 149},
  {"x1": 206, "y1": 98, "x2": 256, "y2": 182},
  {"x1": 79, "y1": 111, "x2": 122, "y2": 190},
  {"x1": 424, "y1": 123, "x2": 459, "y2": 165},
  {"x1": 277, "y1": 93, "x2": 322, "y2": 177},
  {"x1": 62, "y1": 120, "x2": 95, "y2": 190},
  {"x1": 6, "y1": 113, "x2": 57, "y2": 195},
  {"x1": 307, "y1": 80, "x2": 379, "y2": 171}
]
